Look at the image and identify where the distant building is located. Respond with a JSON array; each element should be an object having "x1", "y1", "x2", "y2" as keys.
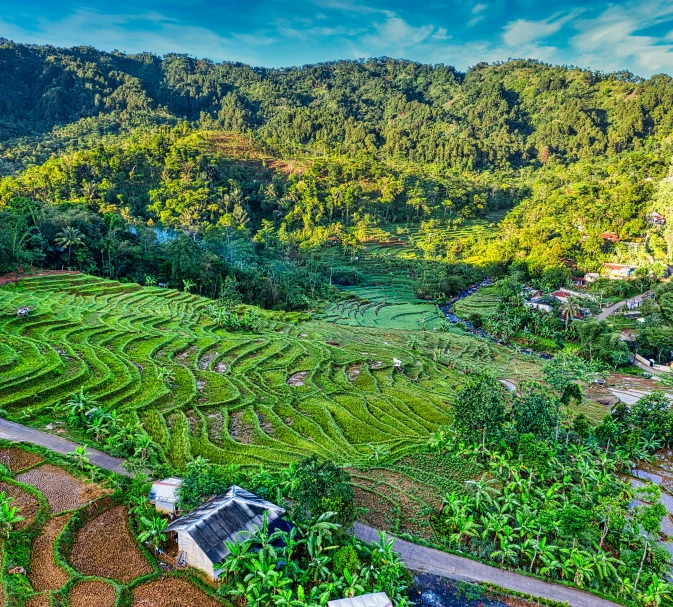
[
  {"x1": 626, "y1": 297, "x2": 644, "y2": 310},
  {"x1": 524, "y1": 299, "x2": 553, "y2": 313},
  {"x1": 550, "y1": 291, "x2": 569, "y2": 303},
  {"x1": 602, "y1": 264, "x2": 637, "y2": 280},
  {"x1": 584, "y1": 272, "x2": 600, "y2": 283},
  {"x1": 601, "y1": 232, "x2": 620, "y2": 243},
  {"x1": 328, "y1": 594, "x2": 392, "y2": 607},
  {"x1": 149, "y1": 477, "x2": 183, "y2": 515},
  {"x1": 166, "y1": 486, "x2": 289, "y2": 579},
  {"x1": 647, "y1": 211, "x2": 666, "y2": 225}
]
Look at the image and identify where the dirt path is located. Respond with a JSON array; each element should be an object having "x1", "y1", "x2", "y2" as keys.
[
  {"x1": 596, "y1": 291, "x2": 651, "y2": 322},
  {"x1": 0, "y1": 418, "x2": 128, "y2": 476},
  {"x1": 354, "y1": 523, "x2": 624, "y2": 607}
]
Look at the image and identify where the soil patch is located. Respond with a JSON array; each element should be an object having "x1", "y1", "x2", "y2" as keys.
[
  {"x1": 0, "y1": 269, "x2": 79, "y2": 286},
  {"x1": 17, "y1": 464, "x2": 99, "y2": 514},
  {"x1": 347, "y1": 364, "x2": 361, "y2": 382},
  {"x1": 24, "y1": 595, "x2": 51, "y2": 607},
  {"x1": 70, "y1": 505, "x2": 151, "y2": 582},
  {"x1": 214, "y1": 362, "x2": 227, "y2": 373},
  {"x1": 131, "y1": 577, "x2": 223, "y2": 607},
  {"x1": 0, "y1": 447, "x2": 44, "y2": 473},
  {"x1": 29, "y1": 514, "x2": 71, "y2": 591},
  {"x1": 228, "y1": 410, "x2": 254, "y2": 444},
  {"x1": 70, "y1": 580, "x2": 116, "y2": 607},
  {"x1": 0, "y1": 481, "x2": 39, "y2": 529},
  {"x1": 287, "y1": 371, "x2": 309, "y2": 387}
]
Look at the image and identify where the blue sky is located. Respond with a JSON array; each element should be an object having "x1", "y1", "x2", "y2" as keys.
[{"x1": 0, "y1": 0, "x2": 672, "y2": 76}]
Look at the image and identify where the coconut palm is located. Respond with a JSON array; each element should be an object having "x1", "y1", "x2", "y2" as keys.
[
  {"x1": 54, "y1": 226, "x2": 83, "y2": 267},
  {"x1": 144, "y1": 275, "x2": 157, "y2": 286},
  {"x1": 68, "y1": 446, "x2": 89, "y2": 470},
  {"x1": 465, "y1": 474, "x2": 499, "y2": 513},
  {"x1": 182, "y1": 279, "x2": 195, "y2": 293}
]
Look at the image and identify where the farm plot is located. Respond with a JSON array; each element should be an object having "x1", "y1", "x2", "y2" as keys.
[
  {"x1": 131, "y1": 577, "x2": 224, "y2": 607},
  {"x1": 0, "y1": 447, "x2": 43, "y2": 472},
  {"x1": 0, "y1": 274, "x2": 541, "y2": 470},
  {"x1": 29, "y1": 514, "x2": 71, "y2": 591},
  {"x1": 70, "y1": 505, "x2": 152, "y2": 582},
  {"x1": 452, "y1": 285, "x2": 501, "y2": 321},
  {"x1": 352, "y1": 452, "x2": 483, "y2": 540},
  {"x1": 69, "y1": 580, "x2": 117, "y2": 607},
  {"x1": 0, "y1": 481, "x2": 39, "y2": 528},
  {"x1": 24, "y1": 595, "x2": 50, "y2": 607},
  {"x1": 17, "y1": 464, "x2": 100, "y2": 513}
]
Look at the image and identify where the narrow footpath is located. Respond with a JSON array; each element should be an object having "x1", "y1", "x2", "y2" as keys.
[
  {"x1": 0, "y1": 417, "x2": 128, "y2": 475},
  {"x1": 355, "y1": 523, "x2": 623, "y2": 607}
]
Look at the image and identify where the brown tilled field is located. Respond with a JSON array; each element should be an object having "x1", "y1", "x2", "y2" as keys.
[
  {"x1": 23, "y1": 593, "x2": 51, "y2": 607},
  {"x1": 0, "y1": 447, "x2": 44, "y2": 472},
  {"x1": 69, "y1": 580, "x2": 117, "y2": 607},
  {"x1": 0, "y1": 481, "x2": 39, "y2": 529},
  {"x1": 17, "y1": 464, "x2": 99, "y2": 513},
  {"x1": 131, "y1": 577, "x2": 224, "y2": 607},
  {"x1": 70, "y1": 505, "x2": 152, "y2": 582},
  {"x1": 29, "y1": 514, "x2": 71, "y2": 591}
]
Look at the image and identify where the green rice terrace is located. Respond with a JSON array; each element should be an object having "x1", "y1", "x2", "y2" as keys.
[
  {"x1": 0, "y1": 274, "x2": 539, "y2": 481},
  {"x1": 451, "y1": 285, "x2": 501, "y2": 321}
]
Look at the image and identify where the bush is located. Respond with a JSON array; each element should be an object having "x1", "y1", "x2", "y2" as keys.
[
  {"x1": 332, "y1": 544, "x2": 360, "y2": 575},
  {"x1": 292, "y1": 456, "x2": 355, "y2": 529}
]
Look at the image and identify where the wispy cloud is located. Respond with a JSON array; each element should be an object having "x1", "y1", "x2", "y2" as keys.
[
  {"x1": 503, "y1": 10, "x2": 582, "y2": 47},
  {"x1": 468, "y1": 3, "x2": 488, "y2": 28}
]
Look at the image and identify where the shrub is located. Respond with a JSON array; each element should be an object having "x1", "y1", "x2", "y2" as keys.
[{"x1": 332, "y1": 544, "x2": 359, "y2": 575}]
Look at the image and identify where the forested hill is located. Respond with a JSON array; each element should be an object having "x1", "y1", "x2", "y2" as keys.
[{"x1": 2, "y1": 39, "x2": 673, "y2": 169}]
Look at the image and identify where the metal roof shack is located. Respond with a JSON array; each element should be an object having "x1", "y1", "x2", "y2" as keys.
[
  {"x1": 166, "y1": 485, "x2": 288, "y2": 579},
  {"x1": 328, "y1": 593, "x2": 392, "y2": 607},
  {"x1": 149, "y1": 477, "x2": 183, "y2": 514}
]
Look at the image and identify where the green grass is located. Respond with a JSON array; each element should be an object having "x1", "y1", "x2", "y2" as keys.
[
  {"x1": 452, "y1": 285, "x2": 501, "y2": 321},
  {"x1": 0, "y1": 274, "x2": 541, "y2": 471}
]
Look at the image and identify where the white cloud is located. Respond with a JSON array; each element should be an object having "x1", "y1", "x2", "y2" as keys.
[
  {"x1": 503, "y1": 10, "x2": 582, "y2": 47},
  {"x1": 570, "y1": 1, "x2": 673, "y2": 73}
]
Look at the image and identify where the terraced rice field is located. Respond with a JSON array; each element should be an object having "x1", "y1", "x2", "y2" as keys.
[
  {"x1": 452, "y1": 285, "x2": 501, "y2": 321},
  {"x1": 0, "y1": 274, "x2": 539, "y2": 470}
]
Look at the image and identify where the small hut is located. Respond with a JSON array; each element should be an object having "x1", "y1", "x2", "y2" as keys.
[
  {"x1": 149, "y1": 477, "x2": 183, "y2": 514},
  {"x1": 328, "y1": 593, "x2": 392, "y2": 607},
  {"x1": 16, "y1": 307, "x2": 30, "y2": 318},
  {"x1": 166, "y1": 485, "x2": 288, "y2": 579}
]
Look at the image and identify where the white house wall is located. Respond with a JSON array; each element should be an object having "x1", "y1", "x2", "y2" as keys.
[{"x1": 177, "y1": 532, "x2": 218, "y2": 579}]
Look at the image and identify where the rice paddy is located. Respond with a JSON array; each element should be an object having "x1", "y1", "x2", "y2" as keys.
[{"x1": 0, "y1": 274, "x2": 540, "y2": 471}]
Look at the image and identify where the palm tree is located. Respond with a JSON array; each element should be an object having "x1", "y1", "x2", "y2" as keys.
[
  {"x1": 465, "y1": 474, "x2": 499, "y2": 513},
  {"x1": 138, "y1": 515, "x2": 168, "y2": 554},
  {"x1": 54, "y1": 226, "x2": 83, "y2": 268},
  {"x1": 62, "y1": 388, "x2": 98, "y2": 427},
  {"x1": 182, "y1": 279, "x2": 195, "y2": 293},
  {"x1": 560, "y1": 297, "x2": 581, "y2": 330},
  {"x1": 0, "y1": 492, "x2": 24, "y2": 537},
  {"x1": 144, "y1": 275, "x2": 157, "y2": 286},
  {"x1": 640, "y1": 574, "x2": 673, "y2": 607}
]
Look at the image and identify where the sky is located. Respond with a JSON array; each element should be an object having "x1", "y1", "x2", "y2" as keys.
[{"x1": 0, "y1": 0, "x2": 672, "y2": 77}]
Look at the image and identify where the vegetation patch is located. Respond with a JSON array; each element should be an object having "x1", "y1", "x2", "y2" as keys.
[
  {"x1": 29, "y1": 514, "x2": 71, "y2": 591},
  {"x1": 17, "y1": 464, "x2": 99, "y2": 514},
  {"x1": 70, "y1": 505, "x2": 152, "y2": 582},
  {"x1": 69, "y1": 579, "x2": 117, "y2": 607},
  {"x1": 130, "y1": 576, "x2": 224, "y2": 607}
]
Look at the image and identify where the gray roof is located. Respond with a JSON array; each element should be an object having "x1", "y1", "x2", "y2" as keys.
[
  {"x1": 166, "y1": 485, "x2": 285, "y2": 564},
  {"x1": 149, "y1": 477, "x2": 183, "y2": 504},
  {"x1": 328, "y1": 593, "x2": 392, "y2": 607}
]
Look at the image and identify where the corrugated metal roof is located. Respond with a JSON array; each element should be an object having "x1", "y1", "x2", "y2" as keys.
[
  {"x1": 327, "y1": 593, "x2": 392, "y2": 607},
  {"x1": 149, "y1": 477, "x2": 183, "y2": 504},
  {"x1": 166, "y1": 485, "x2": 286, "y2": 564}
]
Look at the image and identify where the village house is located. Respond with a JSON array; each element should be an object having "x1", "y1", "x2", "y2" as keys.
[
  {"x1": 165, "y1": 485, "x2": 289, "y2": 579},
  {"x1": 149, "y1": 477, "x2": 183, "y2": 515},
  {"x1": 602, "y1": 263, "x2": 637, "y2": 280},
  {"x1": 584, "y1": 272, "x2": 600, "y2": 283},
  {"x1": 647, "y1": 211, "x2": 666, "y2": 225},
  {"x1": 524, "y1": 298, "x2": 553, "y2": 313},
  {"x1": 601, "y1": 232, "x2": 620, "y2": 243},
  {"x1": 626, "y1": 296, "x2": 644, "y2": 310},
  {"x1": 328, "y1": 593, "x2": 392, "y2": 607},
  {"x1": 550, "y1": 290, "x2": 569, "y2": 303}
]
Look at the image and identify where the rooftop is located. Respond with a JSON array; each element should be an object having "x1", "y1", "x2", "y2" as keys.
[
  {"x1": 166, "y1": 485, "x2": 286, "y2": 564},
  {"x1": 328, "y1": 593, "x2": 392, "y2": 607}
]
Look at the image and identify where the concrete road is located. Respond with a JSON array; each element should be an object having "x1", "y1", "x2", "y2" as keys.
[{"x1": 0, "y1": 417, "x2": 128, "y2": 475}]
